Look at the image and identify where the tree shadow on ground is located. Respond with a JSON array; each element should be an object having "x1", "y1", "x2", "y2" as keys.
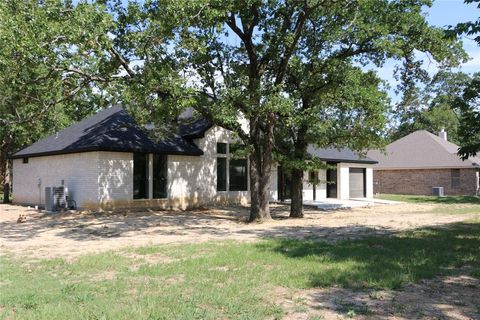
[{"x1": 258, "y1": 221, "x2": 480, "y2": 319}]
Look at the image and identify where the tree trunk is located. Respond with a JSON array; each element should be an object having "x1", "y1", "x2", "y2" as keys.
[
  {"x1": 289, "y1": 124, "x2": 308, "y2": 218},
  {"x1": 290, "y1": 168, "x2": 304, "y2": 218},
  {"x1": 248, "y1": 115, "x2": 273, "y2": 222}
]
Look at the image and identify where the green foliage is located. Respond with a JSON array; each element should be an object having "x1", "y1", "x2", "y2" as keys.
[
  {"x1": 1, "y1": 219, "x2": 480, "y2": 318},
  {"x1": 390, "y1": 70, "x2": 472, "y2": 143},
  {"x1": 455, "y1": 73, "x2": 480, "y2": 158},
  {"x1": 0, "y1": 0, "x2": 115, "y2": 182},
  {"x1": 376, "y1": 194, "x2": 480, "y2": 204}
]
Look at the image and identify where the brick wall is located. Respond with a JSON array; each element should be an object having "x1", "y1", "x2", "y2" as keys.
[
  {"x1": 373, "y1": 168, "x2": 479, "y2": 196},
  {"x1": 12, "y1": 152, "x2": 100, "y2": 207}
]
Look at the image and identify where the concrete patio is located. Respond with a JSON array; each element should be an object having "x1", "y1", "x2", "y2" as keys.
[{"x1": 279, "y1": 198, "x2": 402, "y2": 210}]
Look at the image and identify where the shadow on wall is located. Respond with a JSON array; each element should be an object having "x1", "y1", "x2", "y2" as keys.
[
  {"x1": 97, "y1": 154, "x2": 133, "y2": 208},
  {"x1": 168, "y1": 155, "x2": 249, "y2": 210}
]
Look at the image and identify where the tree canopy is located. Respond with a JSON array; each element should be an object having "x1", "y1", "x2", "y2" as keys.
[{"x1": 0, "y1": 0, "x2": 114, "y2": 184}]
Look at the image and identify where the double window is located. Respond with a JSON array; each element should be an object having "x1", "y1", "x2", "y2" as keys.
[
  {"x1": 134, "y1": 153, "x2": 168, "y2": 199},
  {"x1": 216, "y1": 143, "x2": 248, "y2": 192}
]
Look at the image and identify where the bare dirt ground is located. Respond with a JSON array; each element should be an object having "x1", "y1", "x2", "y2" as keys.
[
  {"x1": 0, "y1": 202, "x2": 477, "y2": 259},
  {"x1": 275, "y1": 274, "x2": 480, "y2": 320},
  {"x1": 1, "y1": 202, "x2": 479, "y2": 319}
]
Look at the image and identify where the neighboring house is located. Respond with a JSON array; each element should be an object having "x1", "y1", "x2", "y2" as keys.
[
  {"x1": 368, "y1": 130, "x2": 480, "y2": 196},
  {"x1": 11, "y1": 107, "x2": 377, "y2": 210}
]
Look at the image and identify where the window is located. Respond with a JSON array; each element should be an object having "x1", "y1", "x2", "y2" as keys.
[
  {"x1": 451, "y1": 169, "x2": 460, "y2": 188},
  {"x1": 22, "y1": 158, "x2": 29, "y2": 164},
  {"x1": 229, "y1": 159, "x2": 248, "y2": 191},
  {"x1": 153, "y1": 154, "x2": 167, "y2": 199},
  {"x1": 217, "y1": 158, "x2": 227, "y2": 191},
  {"x1": 216, "y1": 142, "x2": 248, "y2": 192},
  {"x1": 217, "y1": 143, "x2": 227, "y2": 154},
  {"x1": 133, "y1": 153, "x2": 149, "y2": 199}
]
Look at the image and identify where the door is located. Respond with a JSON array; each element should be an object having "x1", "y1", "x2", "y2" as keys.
[
  {"x1": 349, "y1": 168, "x2": 366, "y2": 198},
  {"x1": 326, "y1": 165, "x2": 337, "y2": 198}
]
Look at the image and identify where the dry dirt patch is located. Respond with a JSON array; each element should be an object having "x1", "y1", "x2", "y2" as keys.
[
  {"x1": 273, "y1": 274, "x2": 480, "y2": 320},
  {"x1": 1, "y1": 202, "x2": 478, "y2": 260}
]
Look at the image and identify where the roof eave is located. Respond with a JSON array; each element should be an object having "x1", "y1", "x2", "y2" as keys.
[{"x1": 10, "y1": 147, "x2": 203, "y2": 159}]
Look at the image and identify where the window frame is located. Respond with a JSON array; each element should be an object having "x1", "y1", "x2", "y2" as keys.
[{"x1": 216, "y1": 142, "x2": 248, "y2": 192}]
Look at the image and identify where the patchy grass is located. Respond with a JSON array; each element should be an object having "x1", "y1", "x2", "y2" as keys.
[
  {"x1": 1, "y1": 220, "x2": 479, "y2": 319},
  {"x1": 376, "y1": 194, "x2": 480, "y2": 204}
]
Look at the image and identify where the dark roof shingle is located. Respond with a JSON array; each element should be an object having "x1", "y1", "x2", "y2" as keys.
[
  {"x1": 308, "y1": 146, "x2": 377, "y2": 164},
  {"x1": 12, "y1": 107, "x2": 203, "y2": 158}
]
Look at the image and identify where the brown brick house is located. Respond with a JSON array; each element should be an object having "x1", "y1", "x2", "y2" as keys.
[{"x1": 367, "y1": 130, "x2": 480, "y2": 196}]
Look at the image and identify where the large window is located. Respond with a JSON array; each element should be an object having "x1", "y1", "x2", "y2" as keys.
[
  {"x1": 133, "y1": 153, "x2": 149, "y2": 199},
  {"x1": 229, "y1": 159, "x2": 248, "y2": 191},
  {"x1": 217, "y1": 158, "x2": 227, "y2": 191},
  {"x1": 153, "y1": 154, "x2": 168, "y2": 198},
  {"x1": 216, "y1": 142, "x2": 248, "y2": 192},
  {"x1": 134, "y1": 153, "x2": 168, "y2": 199}
]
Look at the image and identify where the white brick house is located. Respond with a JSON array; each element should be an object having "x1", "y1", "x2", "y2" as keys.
[{"x1": 11, "y1": 107, "x2": 376, "y2": 210}]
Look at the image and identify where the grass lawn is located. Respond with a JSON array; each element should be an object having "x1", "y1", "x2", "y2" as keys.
[
  {"x1": 376, "y1": 193, "x2": 480, "y2": 204},
  {"x1": 1, "y1": 219, "x2": 479, "y2": 319}
]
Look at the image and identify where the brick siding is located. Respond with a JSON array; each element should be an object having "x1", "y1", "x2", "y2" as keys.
[{"x1": 373, "y1": 168, "x2": 479, "y2": 196}]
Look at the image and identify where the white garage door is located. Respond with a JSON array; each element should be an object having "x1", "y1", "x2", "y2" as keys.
[{"x1": 349, "y1": 168, "x2": 365, "y2": 198}]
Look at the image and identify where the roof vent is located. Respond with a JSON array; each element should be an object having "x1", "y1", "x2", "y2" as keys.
[{"x1": 438, "y1": 128, "x2": 447, "y2": 141}]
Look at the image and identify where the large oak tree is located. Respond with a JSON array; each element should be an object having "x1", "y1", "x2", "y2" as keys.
[{"x1": 111, "y1": 0, "x2": 465, "y2": 220}]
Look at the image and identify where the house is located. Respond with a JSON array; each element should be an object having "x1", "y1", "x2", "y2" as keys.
[
  {"x1": 367, "y1": 130, "x2": 480, "y2": 196},
  {"x1": 11, "y1": 107, "x2": 377, "y2": 210}
]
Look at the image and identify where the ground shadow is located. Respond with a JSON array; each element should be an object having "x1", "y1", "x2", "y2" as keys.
[{"x1": 257, "y1": 221, "x2": 480, "y2": 319}]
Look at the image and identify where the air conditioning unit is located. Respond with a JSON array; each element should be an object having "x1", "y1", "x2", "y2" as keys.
[
  {"x1": 432, "y1": 187, "x2": 444, "y2": 197},
  {"x1": 53, "y1": 186, "x2": 69, "y2": 211}
]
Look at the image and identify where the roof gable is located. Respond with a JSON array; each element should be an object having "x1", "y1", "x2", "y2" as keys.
[{"x1": 368, "y1": 130, "x2": 480, "y2": 169}]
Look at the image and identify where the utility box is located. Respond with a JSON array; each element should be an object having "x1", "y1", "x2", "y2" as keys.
[{"x1": 432, "y1": 187, "x2": 444, "y2": 197}]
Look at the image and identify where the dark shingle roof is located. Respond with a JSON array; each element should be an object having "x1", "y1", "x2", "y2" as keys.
[
  {"x1": 178, "y1": 118, "x2": 213, "y2": 138},
  {"x1": 308, "y1": 146, "x2": 378, "y2": 164},
  {"x1": 12, "y1": 107, "x2": 203, "y2": 159},
  {"x1": 367, "y1": 130, "x2": 480, "y2": 169}
]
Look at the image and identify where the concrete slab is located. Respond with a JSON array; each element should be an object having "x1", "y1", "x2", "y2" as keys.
[{"x1": 277, "y1": 198, "x2": 402, "y2": 210}]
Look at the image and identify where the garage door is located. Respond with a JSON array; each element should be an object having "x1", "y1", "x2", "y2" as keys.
[{"x1": 349, "y1": 168, "x2": 365, "y2": 198}]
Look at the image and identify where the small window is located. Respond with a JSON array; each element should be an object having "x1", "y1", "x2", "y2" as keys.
[
  {"x1": 229, "y1": 159, "x2": 248, "y2": 191},
  {"x1": 217, "y1": 158, "x2": 227, "y2": 191},
  {"x1": 22, "y1": 158, "x2": 29, "y2": 164},
  {"x1": 217, "y1": 143, "x2": 227, "y2": 154},
  {"x1": 451, "y1": 169, "x2": 460, "y2": 188}
]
